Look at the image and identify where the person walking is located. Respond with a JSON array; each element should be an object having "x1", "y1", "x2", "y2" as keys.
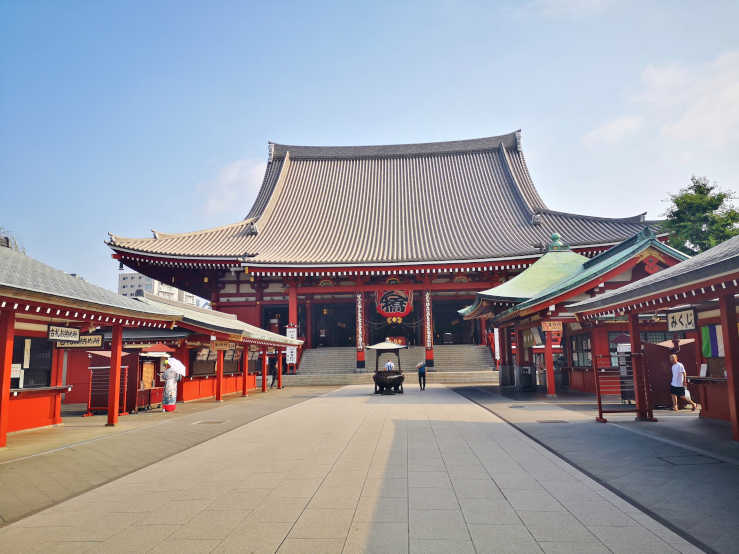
[
  {"x1": 384, "y1": 359, "x2": 395, "y2": 372},
  {"x1": 269, "y1": 355, "x2": 278, "y2": 389},
  {"x1": 416, "y1": 361, "x2": 427, "y2": 391},
  {"x1": 669, "y1": 354, "x2": 697, "y2": 411}
]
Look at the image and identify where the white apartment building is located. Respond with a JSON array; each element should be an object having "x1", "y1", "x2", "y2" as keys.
[{"x1": 118, "y1": 272, "x2": 199, "y2": 305}]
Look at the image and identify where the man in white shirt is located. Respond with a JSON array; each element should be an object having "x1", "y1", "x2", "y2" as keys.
[
  {"x1": 670, "y1": 354, "x2": 697, "y2": 411},
  {"x1": 384, "y1": 359, "x2": 395, "y2": 372}
]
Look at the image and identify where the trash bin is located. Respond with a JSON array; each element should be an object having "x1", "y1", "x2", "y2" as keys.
[{"x1": 519, "y1": 366, "x2": 534, "y2": 391}]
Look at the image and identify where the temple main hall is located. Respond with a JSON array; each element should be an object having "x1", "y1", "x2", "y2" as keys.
[{"x1": 107, "y1": 131, "x2": 660, "y2": 369}]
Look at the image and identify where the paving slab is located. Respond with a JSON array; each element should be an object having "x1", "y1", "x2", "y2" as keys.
[
  {"x1": 0, "y1": 387, "x2": 336, "y2": 525},
  {"x1": 454, "y1": 385, "x2": 735, "y2": 553},
  {"x1": 0, "y1": 385, "x2": 702, "y2": 553}
]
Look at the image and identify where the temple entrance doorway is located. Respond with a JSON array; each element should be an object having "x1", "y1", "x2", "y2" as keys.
[
  {"x1": 262, "y1": 305, "x2": 288, "y2": 335},
  {"x1": 432, "y1": 298, "x2": 479, "y2": 345},
  {"x1": 311, "y1": 302, "x2": 355, "y2": 347}
]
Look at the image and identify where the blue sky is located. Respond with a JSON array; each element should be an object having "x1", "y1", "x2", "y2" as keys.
[{"x1": 2, "y1": 0, "x2": 738, "y2": 291}]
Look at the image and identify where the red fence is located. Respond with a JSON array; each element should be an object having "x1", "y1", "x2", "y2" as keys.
[{"x1": 85, "y1": 366, "x2": 128, "y2": 416}]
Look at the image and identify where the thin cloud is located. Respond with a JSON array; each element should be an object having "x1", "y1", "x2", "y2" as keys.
[
  {"x1": 583, "y1": 115, "x2": 643, "y2": 147},
  {"x1": 584, "y1": 51, "x2": 739, "y2": 152},
  {"x1": 200, "y1": 159, "x2": 267, "y2": 216}
]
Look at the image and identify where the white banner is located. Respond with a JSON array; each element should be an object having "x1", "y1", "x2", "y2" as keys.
[
  {"x1": 286, "y1": 326, "x2": 297, "y2": 364},
  {"x1": 424, "y1": 291, "x2": 433, "y2": 349}
]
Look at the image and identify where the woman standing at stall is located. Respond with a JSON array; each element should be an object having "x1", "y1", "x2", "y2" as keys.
[{"x1": 161, "y1": 357, "x2": 185, "y2": 412}]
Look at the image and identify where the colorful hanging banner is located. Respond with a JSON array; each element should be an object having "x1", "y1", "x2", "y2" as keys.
[{"x1": 701, "y1": 325, "x2": 724, "y2": 358}]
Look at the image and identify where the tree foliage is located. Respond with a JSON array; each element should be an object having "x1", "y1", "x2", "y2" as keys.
[{"x1": 663, "y1": 177, "x2": 738, "y2": 254}]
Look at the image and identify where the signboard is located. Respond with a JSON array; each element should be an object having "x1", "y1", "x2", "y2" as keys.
[
  {"x1": 286, "y1": 326, "x2": 297, "y2": 365},
  {"x1": 493, "y1": 328, "x2": 500, "y2": 361},
  {"x1": 48, "y1": 326, "x2": 79, "y2": 342},
  {"x1": 211, "y1": 341, "x2": 235, "y2": 351},
  {"x1": 57, "y1": 334, "x2": 103, "y2": 349},
  {"x1": 424, "y1": 291, "x2": 433, "y2": 349},
  {"x1": 541, "y1": 321, "x2": 563, "y2": 333},
  {"x1": 376, "y1": 289, "x2": 413, "y2": 317},
  {"x1": 667, "y1": 308, "x2": 696, "y2": 332}
]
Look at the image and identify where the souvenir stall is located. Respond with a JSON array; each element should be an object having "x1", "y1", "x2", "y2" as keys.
[
  {"x1": 462, "y1": 229, "x2": 687, "y2": 396},
  {"x1": 571, "y1": 236, "x2": 739, "y2": 437},
  {"x1": 0, "y1": 246, "x2": 178, "y2": 447}
]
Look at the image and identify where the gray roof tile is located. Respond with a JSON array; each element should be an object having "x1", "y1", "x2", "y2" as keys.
[
  {"x1": 108, "y1": 132, "x2": 656, "y2": 265},
  {"x1": 570, "y1": 235, "x2": 739, "y2": 313},
  {"x1": 0, "y1": 247, "x2": 175, "y2": 317}
]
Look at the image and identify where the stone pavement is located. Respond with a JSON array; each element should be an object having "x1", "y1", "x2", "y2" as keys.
[
  {"x1": 0, "y1": 385, "x2": 701, "y2": 553},
  {"x1": 0, "y1": 387, "x2": 336, "y2": 525},
  {"x1": 454, "y1": 385, "x2": 739, "y2": 554}
]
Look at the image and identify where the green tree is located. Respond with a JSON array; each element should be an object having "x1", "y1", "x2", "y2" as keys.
[{"x1": 663, "y1": 177, "x2": 738, "y2": 254}]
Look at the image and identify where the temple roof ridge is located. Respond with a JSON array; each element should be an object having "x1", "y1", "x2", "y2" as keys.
[
  {"x1": 268, "y1": 131, "x2": 521, "y2": 160},
  {"x1": 535, "y1": 208, "x2": 647, "y2": 224}
]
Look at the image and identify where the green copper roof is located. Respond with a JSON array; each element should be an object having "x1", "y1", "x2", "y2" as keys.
[
  {"x1": 492, "y1": 228, "x2": 689, "y2": 324},
  {"x1": 459, "y1": 234, "x2": 587, "y2": 318}
]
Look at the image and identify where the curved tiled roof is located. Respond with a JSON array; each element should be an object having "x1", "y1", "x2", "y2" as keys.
[
  {"x1": 108, "y1": 131, "x2": 654, "y2": 266},
  {"x1": 0, "y1": 246, "x2": 177, "y2": 319},
  {"x1": 570, "y1": 235, "x2": 739, "y2": 314}
]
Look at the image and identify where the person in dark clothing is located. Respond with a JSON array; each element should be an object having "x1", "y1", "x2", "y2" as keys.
[
  {"x1": 416, "y1": 361, "x2": 426, "y2": 391},
  {"x1": 269, "y1": 356, "x2": 278, "y2": 388}
]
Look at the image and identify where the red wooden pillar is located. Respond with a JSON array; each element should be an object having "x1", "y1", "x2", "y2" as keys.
[
  {"x1": 107, "y1": 325, "x2": 123, "y2": 426},
  {"x1": 215, "y1": 349, "x2": 224, "y2": 401},
  {"x1": 277, "y1": 351, "x2": 283, "y2": 389},
  {"x1": 51, "y1": 348, "x2": 64, "y2": 424},
  {"x1": 288, "y1": 284, "x2": 298, "y2": 327},
  {"x1": 305, "y1": 300, "x2": 313, "y2": 349},
  {"x1": 0, "y1": 310, "x2": 15, "y2": 447},
  {"x1": 423, "y1": 291, "x2": 434, "y2": 367},
  {"x1": 261, "y1": 349, "x2": 267, "y2": 392},
  {"x1": 241, "y1": 346, "x2": 249, "y2": 397},
  {"x1": 628, "y1": 313, "x2": 653, "y2": 421},
  {"x1": 719, "y1": 293, "x2": 739, "y2": 440},
  {"x1": 479, "y1": 319, "x2": 487, "y2": 346},
  {"x1": 545, "y1": 330, "x2": 556, "y2": 397}
]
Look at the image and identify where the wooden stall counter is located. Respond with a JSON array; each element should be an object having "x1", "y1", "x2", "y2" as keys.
[
  {"x1": 7, "y1": 386, "x2": 72, "y2": 433},
  {"x1": 688, "y1": 377, "x2": 729, "y2": 421}
]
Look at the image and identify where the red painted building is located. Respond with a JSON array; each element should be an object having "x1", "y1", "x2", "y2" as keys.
[
  {"x1": 0, "y1": 247, "x2": 300, "y2": 448},
  {"x1": 107, "y1": 131, "x2": 666, "y2": 370},
  {"x1": 462, "y1": 229, "x2": 688, "y2": 395},
  {"x1": 0, "y1": 246, "x2": 179, "y2": 447},
  {"x1": 571, "y1": 236, "x2": 739, "y2": 438}
]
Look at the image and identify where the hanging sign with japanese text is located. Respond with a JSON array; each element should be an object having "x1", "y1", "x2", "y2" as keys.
[
  {"x1": 211, "y1": 341, "x2": 235, "y2": 351},
  {"x1": 48, "y1": 326, "x2": 79, "y2": 342},
  {"x1": 57, "y1": 334, "x2": 103, "y2": 348},
  {"x1": 376, "y1": 289, "x2": 413, "y2": 317},
  {"x1": 667, "y1": 308, "x2": 696, "y2": 332},
  {"x1": 541, "y1": 321, "x2": 563, "y2": 333},
  {"x1": 286, "y1": 326, "x2": 297, "y2": 365}
]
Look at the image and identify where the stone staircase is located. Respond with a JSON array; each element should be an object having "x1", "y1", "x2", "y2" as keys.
[
  {"x1": 281, "y1": 371, "x2": 499, "y2": 387},
  {"x1": 290, "y1": 345, "x2": 498, "y2": 386}
]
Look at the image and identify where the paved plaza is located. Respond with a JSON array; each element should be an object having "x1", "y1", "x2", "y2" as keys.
[{"x1": 0, "y1": 385, "x2": 703, "y2": 553}]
